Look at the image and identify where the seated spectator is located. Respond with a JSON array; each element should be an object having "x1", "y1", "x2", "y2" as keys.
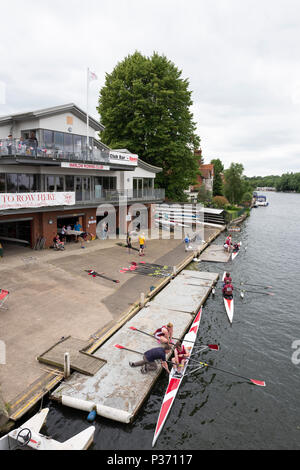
[{"x1": 53, "y1": 234, "x2": 65, "y2": 250}]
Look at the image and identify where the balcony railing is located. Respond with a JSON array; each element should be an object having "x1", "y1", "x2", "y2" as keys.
[
  {"x1": 0, "y1": 138, "x2": 110, "y2": 164},
  {"x1": 76, "y1": 188, "x2": 165, "y2": 204}
]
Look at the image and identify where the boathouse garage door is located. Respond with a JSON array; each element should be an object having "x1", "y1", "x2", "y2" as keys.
[{"x1": 0, "y1": 218, "x2": 32, "y2": 246}]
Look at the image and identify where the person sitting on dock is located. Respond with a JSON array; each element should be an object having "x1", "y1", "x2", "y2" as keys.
[
  {"x1": 129, "y1": 343, "x2": 172, "y2": 374},
  {"x1": 222, "y1": 279, "x2": 234, "y2": 299},
  {"x1": 154, "y1": 323, "x2": 174, "y2": 345},
  {"x1": 224, "y1": 235, "x2": 232, "y2": 252},
  {"x1": 172, "y1": 341, "x2": 190, "y2": 375}
]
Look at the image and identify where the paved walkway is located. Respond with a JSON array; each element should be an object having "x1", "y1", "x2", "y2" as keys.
[{"x1": 0, "y1": 226, "x2": 223, "y2": 424}]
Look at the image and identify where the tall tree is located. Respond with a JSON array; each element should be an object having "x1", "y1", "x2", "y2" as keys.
[
  {"x1": 211, "y1": 158, "x2": 224, "y2": 196},
  {"x1": 224, "y1": 163, "x2": 245, "y2": 204},
  {"x1": 98, "y1": 51, "x2": 200, "y2": 201}
]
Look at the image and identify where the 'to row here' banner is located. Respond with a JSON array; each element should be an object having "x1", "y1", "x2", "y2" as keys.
[{"x1": 0, "y1": 192, "x2": 76, "y2": 210}]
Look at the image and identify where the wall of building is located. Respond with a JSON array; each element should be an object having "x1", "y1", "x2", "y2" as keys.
[{"x1": 39, "y1": 113, "x2": 98, "y2": 139}]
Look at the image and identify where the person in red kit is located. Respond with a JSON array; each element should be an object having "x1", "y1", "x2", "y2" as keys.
[{"x1": 222, "y1": 279, "x2": 234, "y2": 299}]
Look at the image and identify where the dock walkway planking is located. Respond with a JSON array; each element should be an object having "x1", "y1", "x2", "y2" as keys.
[
  {"x1": 51, "y1": 270, "x2": 219, "y2": 423},
  {"x1": 199, "y1": 244, "x2": 231, "y2": 263}
]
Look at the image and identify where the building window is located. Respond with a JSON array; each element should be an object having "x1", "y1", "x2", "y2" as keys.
[
  {"x1": 54, "y1": 132, "x2": 64, "y2": 152},
  {"x1": 6, "y1": 174, "x2": 18, "y2": 192},
  {"x1": 65, "y1": 175, "x2": 74, "y2": 192},
  {"x1": 46, "y1": 175, "x2": 65, "y2": 192},
  {"x1": 64, "y1": 134, "x2": 73, "y2": 154},
  {"x1": 0, "y1": 174, "x2": 5, "y2": 192},
  {"x1": 43, "y1": 130, "x2": 54, "y2": 149}
]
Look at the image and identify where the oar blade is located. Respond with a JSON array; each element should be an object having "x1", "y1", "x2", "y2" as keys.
[
  {"x1": 250, "y1": 379, "x2": 266, "y2": 387},
  {"x1": 115, "y1": 344, "x2": 124, "y2": 349},
  {"x1": 129, "y1": 327, "x2": 137, "y2": 331},
  {"x1": 208, "y1": 344, "x2": 219, "y2": 351}
]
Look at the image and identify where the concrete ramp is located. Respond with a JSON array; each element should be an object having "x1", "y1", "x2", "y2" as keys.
[{"x1": 51, "y1": 269, "x2": 219, "y2": 423}]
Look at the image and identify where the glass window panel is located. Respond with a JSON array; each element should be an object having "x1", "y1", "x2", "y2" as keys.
[
  {"x1": 64, "y1": 134, "x2": 74, "y2": 154},
  {"x1": 75, "y1": 177, "x2": 82, "y2": 201},
  {"x1": 46, "y1": 175, "x2": 56, "y2": 191},
  {"x1": 110, "y1": 177, "x2": 116, "y2": 190},
  {"x1": 43, "y1": 130, "x2": 54, "y2": 149},
  {"x1": 103, "y1": 177, "x2": 109, "y2": 190},
  {"x1": 18, "y1": 174, "x2": 32, "y2": 192},
  {"x1": 0, "y1": 174, "x2": 5, "y2": 192},
  {"x1": 6, "y1": 174, "x2": 18, "y2": 192},
  {"x1": 83, "y1": 177, "x2": 91, "y2": 200},
  {"x1": 56, "y1": 176, "x2": 64, "y2": 192},
  {"x1": 74, "y1": 135, "x2": 82, "y2": 154},
  {"x1": 54, "y1": 132, "x2": 64, "y2": 151},
  {"x1": 65, "y1": 176, "x2": 74, "y2": 192},
  {"x1": 33, "y1": 175, "x2": 40, "y2": 191}
]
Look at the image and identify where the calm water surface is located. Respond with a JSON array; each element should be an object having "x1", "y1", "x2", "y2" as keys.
[{"x1": 42, "y1": 192, "x2": 300, "y2": 450}]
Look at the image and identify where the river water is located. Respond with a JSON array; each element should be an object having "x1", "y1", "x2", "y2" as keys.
[{"x1": 42, "y1": 192, "x2": 300, "y2": 450}]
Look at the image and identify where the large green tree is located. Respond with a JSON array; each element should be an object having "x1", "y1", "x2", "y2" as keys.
[
  {"x1": 97, "y1": 51, "x2": 200, "y2": 201},
  {"x1": 210, "y1": 158, "x2": 224, "y2": 196},
  {"x1": 224, "y1": 163, "x2": 248, "y2": 204}
]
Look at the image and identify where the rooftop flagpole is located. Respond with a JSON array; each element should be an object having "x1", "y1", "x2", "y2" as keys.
[{"x1": 86, "y1": 67, "x2": 90, "y2": 162}]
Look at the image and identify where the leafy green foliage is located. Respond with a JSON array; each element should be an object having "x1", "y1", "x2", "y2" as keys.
[
  {"x1": 98, "y1": 51, "x2": 200, "y2": 201},
  {"x1": 211, "y1": 158, "x2": 224, "y2": 196}
]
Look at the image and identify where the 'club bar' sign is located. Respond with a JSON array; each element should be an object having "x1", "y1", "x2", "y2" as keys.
[{"x1": 0, "y1": 192, "x2": 76, "y2": 210}]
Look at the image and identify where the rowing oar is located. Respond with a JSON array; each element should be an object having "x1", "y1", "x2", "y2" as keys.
[
  {"x1": 115, "y1": 344, "x2": 144, "y2": 355},
  {"x1": 235, "y1": 287, "x2": 274, "y2": 296},
  {"x1": 85, "y1": 270, "x2": 120, "y2": 283},
  {"x1": 187, "y1": 357, "x2": 266, "y2": 387},
  {"x1": 129, "y1": 326, "x2": 219, "y2": 350},
  {"x1": 241, "y1": 282, "x2": 273, "y2": 289}
]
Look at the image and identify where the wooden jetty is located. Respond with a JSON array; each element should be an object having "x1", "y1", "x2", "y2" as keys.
[
  {"x1": 51, "y1": 270, "x2": 218, "y2": 423},
  {"x1": 198, "y1": 244, "x2": 231, "y2": 263}
]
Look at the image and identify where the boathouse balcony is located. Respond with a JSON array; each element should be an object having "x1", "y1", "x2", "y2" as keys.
[{"x1": 0, "y1": 137, "x2": 110, "y2": 165}]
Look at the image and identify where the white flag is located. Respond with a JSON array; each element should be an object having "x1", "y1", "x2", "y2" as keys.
[{"x1": 88, "y1": 70, "x2": 98, "y2": 82}]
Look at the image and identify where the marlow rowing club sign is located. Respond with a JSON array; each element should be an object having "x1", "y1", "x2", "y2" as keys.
[{"x1": 0, "y1": 192, "x2": 76, "y2": 210}]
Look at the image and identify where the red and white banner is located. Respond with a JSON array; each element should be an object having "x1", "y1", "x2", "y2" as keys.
[
  {"x1": 0, "y1": 192, "x2": 76, "y2": 211},
  {"x1": 61, "y1": 162, "x2": 110, "y2": 171},
  {"x1": 109, "y1": 151, "x2": 138, "y2": 166}
]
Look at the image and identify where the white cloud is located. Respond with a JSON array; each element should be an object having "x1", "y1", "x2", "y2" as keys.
[{"x1": 0, "y1": 0, "x2": 300, "y2": 176}]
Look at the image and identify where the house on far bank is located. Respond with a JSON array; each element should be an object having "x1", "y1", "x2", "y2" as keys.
[{"x1": 184, "y1": 149, "x2": 214, "y2": 202}]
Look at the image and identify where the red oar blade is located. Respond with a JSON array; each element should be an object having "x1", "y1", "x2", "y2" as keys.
[
  {"x1": 129, "y1": 327, "x2": 137, "y2": 331},
  {"x1": 115, "y1": 344, "x2": 124, "y2": 349},
  {"x1": 208, "y1": 344, "x2": 219, "y2": 351},
  {"x1": 250, "y1": 379, "x2": 266, "y2": 387}
]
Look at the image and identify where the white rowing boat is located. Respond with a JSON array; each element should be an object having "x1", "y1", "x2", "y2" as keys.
[
  {"x1": 231, "y1": 242, "x2": 242, "y2": 261},
  {"x1": 152, "y1": 307, "x2": 202, "y2": 447},
  {"x1": 222, "y1": 272, "x2": 234, "y2": 323},
  {"x1": 0, "y1": 408, "x2": 95, "y2": 450}
]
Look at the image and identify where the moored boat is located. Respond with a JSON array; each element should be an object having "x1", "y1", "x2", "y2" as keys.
[
  {"x1": 232, "y1": 242, "x2": 242, "y2": 261},
  {"x1": 222, "y1": 272, "x2": 234, "y2": 323},
  {"x1": 0, "y1": 408, "x2": 95, "y2": 450},
  {"x1": 152, "y1": 307, "x2": 202, "y2": 447}
]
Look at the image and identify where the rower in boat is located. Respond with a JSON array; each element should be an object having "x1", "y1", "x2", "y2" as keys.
[
  {"x1": 224, "y1": 235, "x2": 232, "y2": 252},
  {"x1": 154, "y1": 322, "x2": 174, "y2": 345},
  {"x1": 232, "y1": 242, "x2": 240, "y2": 253},
  {"x1": 222, "y1": 279, "x2": 234, "y2": 299},
  {"x1": 223, "y1": 272, "x2": 232, "y2": 286},
  {"x1": 171, "y1": 341, "x2": 191, "y2": 375}
]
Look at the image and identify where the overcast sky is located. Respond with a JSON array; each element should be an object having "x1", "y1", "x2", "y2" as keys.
[{"x1": 1, "y1": 0, "x2": 300, "y2": 176}]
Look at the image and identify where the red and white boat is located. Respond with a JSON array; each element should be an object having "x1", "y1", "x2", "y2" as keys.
[
  {"x1": 152, "y1": 307, "x2": 202, "y2": 447},
  {"x1": 222, "y1": 272, "x2": 234, "y2": 323},
  {"x1": 231, "y1": 242, "x2": 242, "y2": 261}
]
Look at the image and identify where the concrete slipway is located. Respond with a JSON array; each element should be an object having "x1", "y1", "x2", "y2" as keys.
[{"x1": 51, "y1": 270, "x2": 219, "y2": 423}]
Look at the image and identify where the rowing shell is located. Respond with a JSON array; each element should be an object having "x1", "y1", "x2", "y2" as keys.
[
  {"x1": 222, "y1": 272, "x2": 234, "y2": 323},
  {"x1": 231, "y1": 242, "x2": 242, "y2": 261},
  {"x1": 152, "y1": 307, "x2": 202, "y2": 447}
]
